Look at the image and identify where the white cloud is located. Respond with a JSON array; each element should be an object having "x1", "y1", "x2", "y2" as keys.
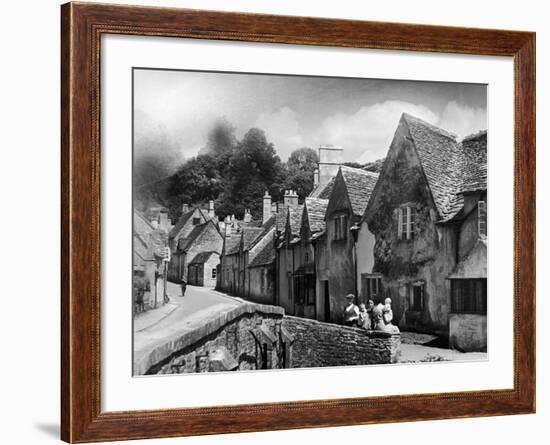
[
  {"x1": 318, "y1": 100, "x2": 439, "y2": 163},
  {"x1": 438, "y1": 101, "x2": 487, "y2": 138},
  {"x1": 254, "y1": 106, "x2": 304, "y2": 159}
]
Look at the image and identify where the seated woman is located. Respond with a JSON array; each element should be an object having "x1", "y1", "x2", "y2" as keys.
[{"x1": 373, "y1": 298, "x2": 400, "y2": 333}]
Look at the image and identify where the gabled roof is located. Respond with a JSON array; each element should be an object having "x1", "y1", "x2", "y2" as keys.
[
  {"x1": 133, "y1": 209, "x2": 168, "y2": 261},
  {"x1": 248, "y1": 232, "x2": 276, "y2": 268},
  {"x1": 339, "y1": 166, "x2": 379, "y2": 217},
  {"x1": 242, "y1": 227, "x2": 265, "y2": 251},
  {"x1": 309, "y1": 177, "x2": 335, "y2": 199},
  {"x1": 169, "y1": 207, "x2": 203, "y2": 238},
  {"x1": 402, "y1": 114, "x2": 487, "y2": 221},
  {"x1": 223, "y1": 235, "x2": 241, "y2": 256},
  {"x1": 189, "y1": 251, "x2": 219, "y2": 264},
  {"x1": 275, "y1": 207, "x2": 289, "y2": 233},
  {"x1": 304, "y1": 197, "x2": 329, "y2": 233},
  {"x1": 177, "y1": 219, "x2": 219, "y2": 252}
]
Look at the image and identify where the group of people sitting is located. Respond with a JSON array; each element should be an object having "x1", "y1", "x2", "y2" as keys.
[{"x1": 343, "y1": 294, "x2": 400, "y2": 333}]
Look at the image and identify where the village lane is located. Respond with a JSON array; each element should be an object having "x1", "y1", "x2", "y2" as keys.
[{"x1": 133, "y1": 283, "x2": 245, "y2": 369}]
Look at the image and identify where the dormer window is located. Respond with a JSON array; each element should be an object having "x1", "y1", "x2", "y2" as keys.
[
  {"x1": 397, "y1": 206, "x2": 416, "y2": 240},
  {"x1": 478, "y1": 201, "x2": 487, "y2": 237},
  {"x1": 333, "y1": 215, "x2": 348, "y2": 241}
]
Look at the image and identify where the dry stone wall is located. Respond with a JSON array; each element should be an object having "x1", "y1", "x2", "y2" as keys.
[{"x1": 140, "y1": 304, "x2": 401, "y2": 375}]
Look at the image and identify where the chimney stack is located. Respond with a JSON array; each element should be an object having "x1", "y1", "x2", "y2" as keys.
[
  {"x1": 158, "y1": 208, "x2": 170, "y2": 232},
  {"x1": 313, "y1": 168, "x2": 319, "y2": 187},
  {"x1": 318, "y1": 145, "x2": 344, "y2": 188},
  {"x1": 224, "y1": 215, "x2": 232, "y2": 237},
  {"x1": 244, "y1": 209, "x2": 252, "y2": 223},
  {"x1": 283, "y1": 190, "x2": 299, "y2": 208},
  {"x1": 208, "y1": 200, "x2": 215, "y2": 218},
  {"x1": 263, "y1": 191, "x2": 272, "y2": 224},
  {"x1": 181, "y1": 203, "x2": 190, "y2": 214}
]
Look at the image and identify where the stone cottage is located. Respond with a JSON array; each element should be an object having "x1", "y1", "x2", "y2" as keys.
[
  {"x1": 324, "y1": 166, "x2": 379, "y2": 323},
  {"x1": 169, "y1": 217, "x2": 223, "y2": 284},
  {"x1": 360, "y1": 113, "x2": 487, "y2": 349},
  {"x1": 274, "y1": 194, "x2": 303, "y2": 316},
  {"x1": 187, "y1": 251, "x2": 220, "y2": 288},
  {"x1": 133, "y1": 209, "x2": 170, "y2": 311}
]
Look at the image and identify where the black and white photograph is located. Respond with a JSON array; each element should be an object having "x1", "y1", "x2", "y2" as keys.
[{"x1": 132, "y1": 68, "x2": 488, "y2": 376}]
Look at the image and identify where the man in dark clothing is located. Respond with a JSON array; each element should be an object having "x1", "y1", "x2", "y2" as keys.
[
  {"x1": 133, "y1": 269, "x2": 150, "y2": 313},
  {"x1": 180, "y1": 276, "x2": 187, "y2": 297}
]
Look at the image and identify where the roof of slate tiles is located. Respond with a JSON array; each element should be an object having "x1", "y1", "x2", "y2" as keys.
[
  {"x1": 402, "y1": 114, "x2": 487, "y2": 222},
  {"x1": 309, "y1": 177, "x2": 335, "y2": 199},
  {"x1": 134, "y1": 209, "x2": 168, "y2": 261},
  {"x1": 275, "y1": 207, "x2": 289, "y2": 233},
  {"x1": 305, "y1": 197, "x2": 329, "y2": 233},
  {"x1": 248, "y1": 230, "x2": 276, "y2": 268},
  {"x1": 339, "y1": 166, "x2": 379, "y2": 217},
  {"x1": 176, "y1": 220, "x2": 218, "y2": 252},
  {"x1": 223, "y1": 235, "x2": 241, "y2": 256},
  {"x1": 189, "y1": 251, "x2": 219, "y2": 264},
  {"x1": 169, "y1": 207, "x2": 201, "y2": 238}
]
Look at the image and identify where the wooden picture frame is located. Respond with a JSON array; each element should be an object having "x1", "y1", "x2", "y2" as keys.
[{"x1": 61, "y1": 2, "x2": 535, "y2": 442}]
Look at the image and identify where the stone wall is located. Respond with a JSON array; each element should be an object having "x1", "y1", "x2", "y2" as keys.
[
  {"x1": 449, "y1": 313, "x2": 487, "y2": 352},
  {"x1": 283, "y1": 316, "x2": 401, "y2": 367},
  {"x1": 138, "y1": 303, "x2": 401, "y2": 376},
  {"x1": 136, "y1": 303, "x2": 286, "y2": 375}
]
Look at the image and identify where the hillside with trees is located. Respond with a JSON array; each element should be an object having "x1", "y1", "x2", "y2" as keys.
[{"x1": 135, "y1": 120, "x2": 320, "y2": 223}]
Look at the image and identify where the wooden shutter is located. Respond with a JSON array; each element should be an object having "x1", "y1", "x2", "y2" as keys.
[
  {"x1": 406, "y1": 207, "x2": 412, "y2": 240},
  {"x1": 397, "y1": 208, "x2": 403, "y2": 239}
]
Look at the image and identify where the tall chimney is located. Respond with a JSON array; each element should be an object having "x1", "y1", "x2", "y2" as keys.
[
  {"x1": 283, "y1": 190, "x2": 299, "y2": 208},
  {"x1": 244, "y1": 209, "x2": 252, "y2": 223},
  {"x1": 318, "y1": 145, "x2": 344, "y2": 187},
  {"x1": 313, "y1": 168, "x2": 319, "y2": 187},
  {"x1": 181, "y1": 203, "x2": 190, "y2": 214},
  {"x1": 159, "y1": 208, "x2": 170, "y2": 232},
  {"x1": 263, "y1": 191, "x2": 272, "y2": 224},
  {"x1": 208, "y1": 200, "x2": 215, "y2": 218},
  {"x1": 225, "y1": 216, "x2": 232, "y2": 237}
]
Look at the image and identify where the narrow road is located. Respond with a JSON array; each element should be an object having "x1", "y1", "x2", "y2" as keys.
[{"x1": 133, "y1": 283, "x2": 244, "y2": 368}]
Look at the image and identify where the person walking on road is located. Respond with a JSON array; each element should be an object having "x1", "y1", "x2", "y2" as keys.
[{"x1": 180, "y1": 275, "x2": 187, "y2": 297}]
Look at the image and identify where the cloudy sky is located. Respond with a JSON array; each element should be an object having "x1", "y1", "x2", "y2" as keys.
[{"x1": 134, "y1": 68, "x2": 487, "y2": 164}]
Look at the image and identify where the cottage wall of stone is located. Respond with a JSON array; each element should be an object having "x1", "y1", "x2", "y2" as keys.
[
  {"x1": 168, "y1": 208, "x2": 206, "y2": 281},
  {"x1": 219, "y1": 252, "x2": 239, "y2": 295},
  {"x1": 246, "y1": 264, "x2": 275, "y2": 304},
  {"x1": 314, "y1": 237, "x2": 329, "y2": 322},
  {"x1": 449, "y1": 313, "x2": 487, "y2": 351},
  {"x1": 356, "y1": 222, "x2": 376, "y2": 299},
  {"x1": 276, "y1": 243, "x2": 295, "y2": 315},
  {"x1": 325, "y1": 176, "x2": 356, "y2": 323},
  {"x1": 364, "y1": 121, "x2": 457, "y2": 335}
]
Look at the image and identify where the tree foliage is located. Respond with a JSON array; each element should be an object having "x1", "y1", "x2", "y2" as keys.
[
  {"x1": 283, "y1": 147, "x2": 318, "y2": 200},
  {"x1": 136, "y1": 122, "x2": 320, "y2": 222}
]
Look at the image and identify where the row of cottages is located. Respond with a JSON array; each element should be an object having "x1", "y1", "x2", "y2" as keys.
[
  {"x1": 167, "y1": 201, "x2": 224, "y2": 286},
  {"x1": 358, "y1": 113, "x2": 487, "y2": 350},
  {"x1": 275, "y1": 161, "x2": 379, "y2": 324},
  {"x1": 217, "y1": 215, "x2": 277, "y2": 303},
  {"x1": 133, "y1": 208, "x2": 171, "y2": 310}
]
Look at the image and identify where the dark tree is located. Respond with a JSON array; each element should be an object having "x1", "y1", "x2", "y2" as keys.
[{"x1": 283, "y1": 147, "x2": 318, "y2": 200}]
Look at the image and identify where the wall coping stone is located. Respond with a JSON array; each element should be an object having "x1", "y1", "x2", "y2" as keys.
[
  {"x1": 136, "y1": 302, "x2": 285, "y2": 375},
  {"x1": 283, "y1": 315, "x2": 400, "y2": 339}
]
